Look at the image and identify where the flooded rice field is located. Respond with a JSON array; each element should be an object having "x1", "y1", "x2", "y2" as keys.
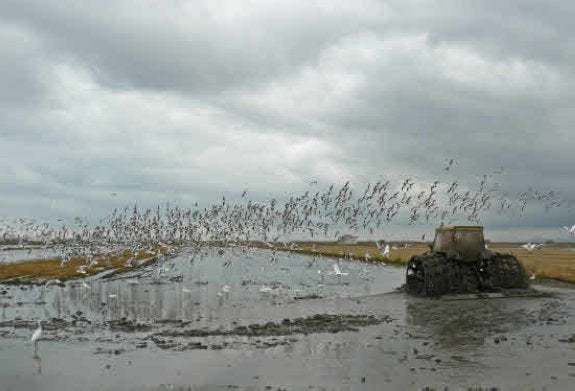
[{"x1": 0, "y1": 247, "x2": 574, "y2": 390}]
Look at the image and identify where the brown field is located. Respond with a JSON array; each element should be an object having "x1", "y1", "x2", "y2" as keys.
[
  {"x1": 294, "y1": 242, "x2": 429, "y2": 265},
  {"x1": 0, "y1": 246, "x2": 167, "y2": 283},
  {"x1": 507, "y1": 248, "x2": 575, "y2": 282},
  {"x1": 294, "y1": 242, "x2": 575, "y2": 283}
]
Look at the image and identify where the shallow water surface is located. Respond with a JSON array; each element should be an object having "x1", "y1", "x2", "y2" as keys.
[
  {"x1": 0, "y1": 246, "x2": 60, "y2": 264},
  {"x1": 0, "y1": 247, "x2": 573, "y2": 390}
]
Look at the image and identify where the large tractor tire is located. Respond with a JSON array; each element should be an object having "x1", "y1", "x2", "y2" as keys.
[
  {"x1": 406, "y1": 252, "x2": 527, "y2": 297},
  {"x1": 479, "y1": 253, "x2": 527, "y2": 290}
]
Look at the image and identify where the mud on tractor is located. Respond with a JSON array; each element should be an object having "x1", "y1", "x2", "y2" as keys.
[{"x1": 406, "y1": 226, "x2": 527, "y2": 297}]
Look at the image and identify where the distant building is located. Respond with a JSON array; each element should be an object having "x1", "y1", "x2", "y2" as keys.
[{"x1": 337, "y1": 234, "x2": 358, "y2": 244}]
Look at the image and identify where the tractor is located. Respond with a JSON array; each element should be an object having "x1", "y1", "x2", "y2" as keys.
[{"x1": 406, "y1": 226, "x2": 527, "y2": 297}]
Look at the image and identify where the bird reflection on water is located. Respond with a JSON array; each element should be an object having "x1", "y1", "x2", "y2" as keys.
[{"x1": 32, "y1": 352, "x2": 41, "y2": 375}]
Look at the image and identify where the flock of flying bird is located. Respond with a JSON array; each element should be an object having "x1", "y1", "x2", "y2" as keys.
[
  {"x1": 0, "y1": 165, "x2": 574, "y2": 350},
  {"x1": 0, "y1": 166, "x2": 573, "y2": 270}
]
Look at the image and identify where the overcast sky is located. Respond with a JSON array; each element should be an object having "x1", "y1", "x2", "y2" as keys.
[{"x1": 0, "y1": 1, "x2": 574, "y2": 240}]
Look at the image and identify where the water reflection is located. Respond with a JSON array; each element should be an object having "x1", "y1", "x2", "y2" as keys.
[
  {"x1": 406, "y1": 297, "x2": 538, "y2": 350},
  {"x1": 0, "y1": 248, "x2": 404, "y2": 337},
  {"x1": 32, "y1": 352, "x2": 41, "y2": 375}
]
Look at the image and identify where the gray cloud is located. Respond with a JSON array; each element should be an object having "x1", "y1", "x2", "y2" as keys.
[
  {"x1": 0, "y1": 1, "x2": 386, "y2": 93},
  {"x1": 0, "y1": 1, "x2": 573, "y2": 240}
]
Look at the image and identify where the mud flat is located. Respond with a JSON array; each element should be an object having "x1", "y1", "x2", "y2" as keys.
[{"x1": 0, "y1": 247, "x2": 574, "y2": 390}]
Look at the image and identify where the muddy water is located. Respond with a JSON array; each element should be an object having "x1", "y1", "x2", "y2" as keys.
[{"x1": 0, "y1": 247, "x2": 573, "y2": 390}]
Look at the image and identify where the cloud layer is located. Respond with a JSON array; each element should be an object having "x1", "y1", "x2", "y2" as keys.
[{"x1": 0, "y1": 1, "x2": 573, "y2": 240}]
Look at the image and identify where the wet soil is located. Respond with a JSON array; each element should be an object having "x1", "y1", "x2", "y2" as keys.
[
  {"x1": 0, "y1": 247, "x2": 573, "y2": 390},
  {"x1": 156, "y1": 313, "x2": 390, "y2": 338}
]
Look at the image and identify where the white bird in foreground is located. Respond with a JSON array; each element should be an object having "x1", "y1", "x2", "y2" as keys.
[
  {"x1": 31, "y1": 320, "x2": 42, "y2": 355},
  {"x1": 562, "y1": 225, "x2": 575, "y2": 235}
]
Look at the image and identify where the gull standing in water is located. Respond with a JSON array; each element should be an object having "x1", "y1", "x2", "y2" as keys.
[{"x1": 31, "y1": 320, "x2": 42, "y2": 356}]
